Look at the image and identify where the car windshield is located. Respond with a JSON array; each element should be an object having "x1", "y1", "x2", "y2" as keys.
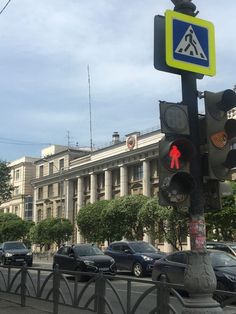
[
  {"x1": 4, "y1": 242, "x2": 26, "y2": 250},
  {"x1": 210, "y1": 251, "x2": 236, "y2": 267},
  {"x1": 129, "y1": 242, "x2": 158, "y2": 253},
  {"x1": 75, "y1": 245, "x2": 104, "y2": 256}
]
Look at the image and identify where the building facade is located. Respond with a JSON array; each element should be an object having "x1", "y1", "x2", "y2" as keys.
[
  {"x1": 0, "y1": 157, "x2": 38, "y2": 220},
  {"x1": 31, "y1": 129, "x2": 166, "y2": 246}
]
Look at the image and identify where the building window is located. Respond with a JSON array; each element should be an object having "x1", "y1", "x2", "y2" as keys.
[
  {"x1": 38, "y1": 187, "x2": 43, "y2": 200},
  {"x1": 112, "y1": 169, "x2": 120, "y2": 186},
  {"x1": 14, "y1": 206, "x2": 19, "y2": 216},
  {"x1": 37, "y1": 209, "x2": 42, "y2": 222},
  {"x1": 132, "y1": 164, "x2": 143, "y2": 181},
  {"x1": 57, "y1": 205, "x2": 62, "y2": 217},
  {"x1": 97, "y1": 173, "x2": 105, "y2": 189},
  {"x1": 49, "y1": 162, "x2": 54, "y2": 175},
  {"x1": 48, "y1": 184, "x2": 53, "y2": 198},
  {"x1": 25, "y1": 196, "x2": 33, "y2": 221},
  {"x1": 47, "y1": 207, "x2": 52, "y2": 218},
  {"x1": 58, "y1": 182, "x2": 64, "y2": 197},
  {"x1": 39, "y1": 165, "x2": 44, "y2": 177},
  {"x1": 84, "y1": 176, "x2": 90, "y2": 192},
  {"x1": 14, "y1": 186, "x2": 20, "y2": 196},
  {"x1": 14, "y1": 169, "x2": 20, "y2": 181},
  {"x1": 59, "y1": 159, "x2": 64, "y2": 171}
]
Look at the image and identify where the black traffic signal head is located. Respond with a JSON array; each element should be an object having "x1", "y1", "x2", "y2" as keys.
[
  {"x1": 158, "y1": 136, "x2": 195, "y2": 207},
  {"x1": 204, "y1": 90, "x2": 236, "y2": 180}
]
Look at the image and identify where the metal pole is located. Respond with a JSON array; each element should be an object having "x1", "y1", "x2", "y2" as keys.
[{"x1": 174, "y1": 1, "x2": 223, "y2": 312}]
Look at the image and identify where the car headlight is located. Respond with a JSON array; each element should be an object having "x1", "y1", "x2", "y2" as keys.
[
  {"x1": 141, "y1": 255, "x2": 153, "y2": 261},
  {"x1": 5, "y1": 252, "x2": 13, "y2": 257},
  {"x1": 27, "y1": 252, "x2": 32, "y2": 256},
  {"x1": 225, "y1": 274, "x2": 236, "y2": 282},
  {"x1": 84, "y1": 260, "x2": 95, "y2": 266}
]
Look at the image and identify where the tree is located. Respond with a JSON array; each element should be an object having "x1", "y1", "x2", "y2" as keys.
[
  {"x1": 77, "y1": 200, "x2": 109, "y2": 243},
  {"x1": 0, "y1": 161, "x2": 14, "y2": 205},
  {"x1": 30, "y1": 218, "x2": 73, "y2": 249},
  {"x1": 0, "y1": 213, "x2": 31, "y2": 242},
  {"x1": 138, "y1": 198, "x2": 166, "y2": 245},
  {"x1": 102, "y1": 195, "x2": 148, "y2": 242},
  {"x1": 206, "y1": 193, "x2": 236, "y2": 241}
]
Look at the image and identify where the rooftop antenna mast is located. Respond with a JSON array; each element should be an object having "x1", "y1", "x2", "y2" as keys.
[{"x1": 87, "y1": 64, "x2": 93, "y2": 151}]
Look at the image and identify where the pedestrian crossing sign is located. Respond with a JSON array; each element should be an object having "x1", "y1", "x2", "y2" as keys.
[{"x1": 165, "y1": 10, "x2": 216, "y2": 76}]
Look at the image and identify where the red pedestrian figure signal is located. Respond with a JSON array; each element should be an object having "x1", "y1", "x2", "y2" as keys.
[{"x1": 169, "y1": 145, "x2": 181, "y2": 169}]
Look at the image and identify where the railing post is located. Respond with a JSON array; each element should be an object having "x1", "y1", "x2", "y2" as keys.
[
  {"x1": 94, "y1": 272, "x2": 106, "y2": 314},
  {"x1": 53, "y1": 264, "x2": 60, "y2": 314},
  {"x1": 20, "y1": 263, "x2": 27, "y2": 307}
]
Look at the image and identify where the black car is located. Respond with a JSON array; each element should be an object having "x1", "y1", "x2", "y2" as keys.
[
  {"x1": 0, "y1": 241, "x2": 33, "y2": 266},
  {"x1": 206, "y1": 241, "x2": 236, "y2": 257},
  {"x1": 104, "y1": 241, "x2": 165, "y2": 277},
  {"x1": 53, "y1": 243, "x2": 116, "y2": 280},
  {"x1": 152, "y1": 250, "x2": 236, "y2": 302}
]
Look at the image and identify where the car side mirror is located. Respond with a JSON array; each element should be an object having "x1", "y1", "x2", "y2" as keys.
[
  {"x1": 69, "y1": 253, "x2": 75, "y2": 258},
  {"x1": 124, "y1": 249, "x2": 132, "y2": 254}
]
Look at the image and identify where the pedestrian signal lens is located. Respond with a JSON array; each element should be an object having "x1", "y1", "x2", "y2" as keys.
[{"x1": 169, "y1": 144, "x2": 181, "y2": 169}]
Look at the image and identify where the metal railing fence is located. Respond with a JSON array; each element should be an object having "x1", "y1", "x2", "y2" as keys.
[{"x1": 0, "y1": 264, "x2": 236, "y2": 314}]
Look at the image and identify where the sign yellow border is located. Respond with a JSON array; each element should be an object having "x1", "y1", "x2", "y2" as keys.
[{"x1": 165, "y1": 10, "x2": 216, "y2": 76}]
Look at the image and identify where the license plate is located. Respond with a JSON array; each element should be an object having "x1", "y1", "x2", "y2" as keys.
[
  {"x1": 16, "y1": 259, "x2": 24, "y2": 262},
  {"x1": 99, "y1": 267, "x2": 109, "y2": 271}
]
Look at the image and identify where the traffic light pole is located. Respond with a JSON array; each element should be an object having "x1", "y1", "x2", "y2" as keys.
[{"x1": 176, "y1": 2, "x2": 223, "y2": 313}]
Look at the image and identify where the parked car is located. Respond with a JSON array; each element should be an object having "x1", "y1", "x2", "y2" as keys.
[
  {"x1": 206, "y1": 241, "x2": 236, "y2": 257},
  {"x1": 53, "y1": 243, "x2": 116, "y2": 280},
  {"x1": 152, "y1": 250, "x2": 236, "y2": 303},
  {"x1": 104, "y1": 241, "x2": 165, "y2": 277},
  {"x1": 0, "y1": 241, "x2": 33, "y2": 266}
]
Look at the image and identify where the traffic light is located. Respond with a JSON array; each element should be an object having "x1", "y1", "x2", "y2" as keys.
[
  {"x1": 158, "y1": 101, "x2": 196, "y2": 207},
  {"x1": 204, "y1": 90, "x2": 236, "y2": 181}
]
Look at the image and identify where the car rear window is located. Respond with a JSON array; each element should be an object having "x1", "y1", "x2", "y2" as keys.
[
  {"x1": 4, "y1": 242, "x2": 26, "y2": 250},
  {"x1": 129, "y1": 242, "x2": 158, "y2": 253},
  {"x1": 75, "y1": 245, "x2": 103, "y2": 256}
]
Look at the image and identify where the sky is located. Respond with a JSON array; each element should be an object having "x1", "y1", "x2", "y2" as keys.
[{"x1": 0, "y1": 0, "x2": 235, "y2": 162}]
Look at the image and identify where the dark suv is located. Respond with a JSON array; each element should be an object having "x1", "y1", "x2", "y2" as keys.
[
  {"x1": 53, "y1": 243, "x2": 116, "y2": 280},
  {"x1": 104, "y1": 241, "x2": 165, "y2": 277},
  {"x1": 0, "y1": 241, "x2": 33, "y2": 266}
]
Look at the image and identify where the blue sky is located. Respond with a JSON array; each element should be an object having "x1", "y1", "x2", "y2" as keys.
[{"x1": 0, "y1": 0, "x2": 235, "y2": 161}]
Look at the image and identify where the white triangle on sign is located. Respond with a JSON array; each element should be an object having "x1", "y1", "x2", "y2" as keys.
[{"x1": 175, "y1": 25, "x2": 207, "y2": 60}]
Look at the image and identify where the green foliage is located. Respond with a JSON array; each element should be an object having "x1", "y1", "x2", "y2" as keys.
[
  {"x1": 138, "y1": 198, "x2": 165, "y2": 244},
  {"x1": 0, "y1": 213, "x2": 31, "y2": 242},
  {"x1": 30, "y1": 218, "x2": 73, "y2": 249},
  {"x1": 206, "y1": 192, "x2": 236, "y2": 241},
  {"x1": 103, "y1": 195, "x2": 148, "y2": 241},
  {"x1": 0, "y1": 161, "x2": 14, "y2": 205},
  {"x1": 77, "y1": 200, "x2": 109, "y2": 242}
]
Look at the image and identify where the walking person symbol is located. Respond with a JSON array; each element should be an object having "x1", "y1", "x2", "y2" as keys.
[
  {"x1": 169, "y1": 145, "x2": 181, "y2": 170},
  {"x1": 184, "y1": 29, "x2": 198, "y2": 56}
]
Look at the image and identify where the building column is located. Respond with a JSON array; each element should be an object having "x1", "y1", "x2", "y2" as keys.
[
  {"x1": 65, "y1": 179, "x2": 74, "y2": 222},
  {"x1": 105, "y1": 170, "x2": 112, "y2": 200},
  {"x1": 120, "y1": 165, "x2": 128, "y2": 196},
  {"x1": 77, "y1": 176, "x2": 84, "y2": 243},
  {"x1": 90, "y1": 173, "x2": 97, "y2": 203},
  {"x1": 142, "y1": 159, "x2": 151, "y2": 197},
  {"x1": 33, "y1": 188, "x2": 38, "y2": 223}
]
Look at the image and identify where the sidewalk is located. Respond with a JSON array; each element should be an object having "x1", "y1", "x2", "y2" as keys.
[
  {"x1": 0, "y1": 293, "x2": 91, "y2": 314},
  {"x1": 1, "y1": 293, "x2": 236, "y2": 314}
]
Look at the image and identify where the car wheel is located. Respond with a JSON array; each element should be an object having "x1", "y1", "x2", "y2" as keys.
[
  {"x1": 133, "y1": 262, "x2": 144, "y2": 277},
  {"x1": 214, "y1": 281, "x2": 230, "y2": 304}
]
